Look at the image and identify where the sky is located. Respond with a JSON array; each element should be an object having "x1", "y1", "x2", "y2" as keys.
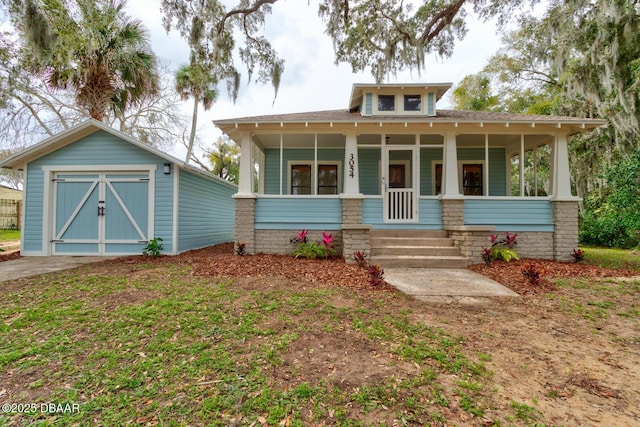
[{"x1": 127, "y1": 0, "x2": 504, "y2": 158}]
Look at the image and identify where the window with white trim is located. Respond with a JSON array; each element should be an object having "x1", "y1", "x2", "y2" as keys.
[
  {"x1": 378, "y1": 95, "x2": 395, "y2": 112},
  {"x1": 404, "y1": 94, "x2": 421, "y2": 111},
  {"x1": 288, "y1": 161, "x2": 341, "y2": 195},
  {"x1": 433, "y1": 161, "x2": 485, "y2": 196},
  {"x1": 290, "y1": 164, "x2": 312, "y2": 195}
]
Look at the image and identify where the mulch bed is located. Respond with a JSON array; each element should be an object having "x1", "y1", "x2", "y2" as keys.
[
  {"x1": 0, "y1": 251, "x2": 21, "y2": 262},
  {"x1": 470, "y1": 259, "x2": 639, "y2": 295},
  {"x1": 111, "y1": 243, "x2": 396, "y2": 292},
  {"x1": 5, "y1": 242, "x2": 639, "y2": 296}
]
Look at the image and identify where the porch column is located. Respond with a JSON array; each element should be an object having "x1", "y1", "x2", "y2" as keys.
[
  {"x1": 441, "y1": 132, "x2": 464, "y2": 228},
  {"x1": 550, "y1": 132, "x2": 574, "y2": 200},
  {"x1": 341, "y1": 131, "x2": 368, "y2": 262},
  {"x1": 442, "y1": 132, "x2": 461, "y2": 198},
  {"x1": 343, "y1": 132, "x2": 360, "y2": 194},
  {"x1": 237, "y1": 132, "x2": 254, "y2": 196},
  {"x1": 550, "y1": 132, "x2": 579, "y2": 261}
]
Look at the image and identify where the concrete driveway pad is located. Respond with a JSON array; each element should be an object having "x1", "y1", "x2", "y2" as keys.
[
  {"x1": 384, "y1": 268, "x2": 519, "y2": 304},
  {"x1": 0, "y1": 256, "x2": 116, "y2": 282}
]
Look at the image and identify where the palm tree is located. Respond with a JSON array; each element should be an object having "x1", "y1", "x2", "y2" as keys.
[
  {"x1": 175, "y1": 64, "x2": 218, "y2": 164},
  {"x1": 20, "y1": 0, "x2": 159, "y2": 121}
]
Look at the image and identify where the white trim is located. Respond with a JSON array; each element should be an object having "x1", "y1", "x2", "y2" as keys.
[
  {"x1": 146, "y1": 169, "x2": 155, "y2": 248},
  {"x1": 171, "y1": 167, "x2": 179, "y2": 255},
  {"x1": 256, "y1": 194, "x2": 342, "y2": 199},
  {"x1": 43, "y1": 164, "x2": 157, "y2": 173},
  {"x1": 20, "y1": 164, "x2": 27, "y2": 254}
]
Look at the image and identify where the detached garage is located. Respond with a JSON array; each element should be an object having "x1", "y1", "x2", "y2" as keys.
[{"x1": 0, "y1": 119, "x2": 236, "y2": 256}]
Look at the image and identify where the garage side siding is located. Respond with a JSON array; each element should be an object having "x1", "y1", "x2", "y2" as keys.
[
  {"x1": 25, "y1": 130, "x2": 175, "y2": 254},
  {"x1": 177, "y1": 170, "x2": 235, "y2": 252}
]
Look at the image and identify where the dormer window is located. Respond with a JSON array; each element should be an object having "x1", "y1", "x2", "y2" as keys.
[
  {"x1": 378, "y1": 95, "x2": 395, "y2": 111},
  {"x1": 404, "y1": 95, "x2": 421, "y2": 111}
]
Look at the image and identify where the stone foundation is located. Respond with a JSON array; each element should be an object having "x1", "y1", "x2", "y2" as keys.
[
  {"x1": 448, "y1": 227, "x2": 555, "y2": 264},
  {"x1": 255, "y1": 229, "x2": 343, "y2": 255}
]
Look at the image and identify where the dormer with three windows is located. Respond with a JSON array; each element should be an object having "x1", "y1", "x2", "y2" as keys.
[{"x1": 349, "y1": 83, "x2": 452, "y2": 117}]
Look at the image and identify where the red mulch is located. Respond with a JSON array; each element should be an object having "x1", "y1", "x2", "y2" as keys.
[
  {"x1": 0, "y1": 251, "x2": 21, "y2": 262},
  {"x1": 6, "y1": 242, "x2": 638, "y2": 296},
  {"x1": 112, "y1": 243, "x2": 396, "y2": 292},
  {"x1": 469, "y1": 258, "x2": 639, "y2": 295}
]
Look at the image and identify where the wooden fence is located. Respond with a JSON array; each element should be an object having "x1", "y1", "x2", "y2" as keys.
[{"x1": 0, "y1": 199, "x2": 21, "y2": 230}]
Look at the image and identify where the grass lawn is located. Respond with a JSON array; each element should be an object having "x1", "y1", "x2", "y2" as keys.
[
  {"x1": 1, "y1": 249, "x2": 638, "y2": 426},
  {"x1": 0, "y1": 229, "x2": 20, "y2": 242},
  {"x1": 581, "y1": 246, "x2": 640, "y2": 271}
]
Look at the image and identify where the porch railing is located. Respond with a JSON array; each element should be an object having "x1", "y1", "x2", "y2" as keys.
[{"x1": 386, "y1": 189, "x2": 414, "y2": 221}]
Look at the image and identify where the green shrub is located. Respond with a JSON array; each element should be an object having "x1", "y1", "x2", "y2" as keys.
[{"x1": 143, "y1": 237, "x2": 164, "y2": 258}]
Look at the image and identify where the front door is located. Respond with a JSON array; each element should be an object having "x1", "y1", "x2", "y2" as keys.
[
  {"x1": 383, "y1": 146, "x2": 418, "y2": 223},
  {"x1": 52, "y1": 172, "x2": 151, "y2": 254}
]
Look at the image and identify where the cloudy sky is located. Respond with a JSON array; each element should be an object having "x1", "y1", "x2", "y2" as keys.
[{"x1": 126, "y1": 0, "x2": 504, "y2": 156}]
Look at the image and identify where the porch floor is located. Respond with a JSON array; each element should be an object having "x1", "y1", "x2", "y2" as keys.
[{"x1": 384, "y1": 268, "x2": 519, "y2": 304}]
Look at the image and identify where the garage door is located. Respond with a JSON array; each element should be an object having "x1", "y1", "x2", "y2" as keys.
[{"x1": 52, "y1": 172, "x2": 151, "y2": 255}]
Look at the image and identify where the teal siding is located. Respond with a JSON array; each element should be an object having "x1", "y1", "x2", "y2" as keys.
[
  {"x1": 364, "y1": 93, "x2": 373, "y2": 115},
  {"x1": 23, "y1": 165, "x2": 45, "y2": 252},
  {"x1": 358, "y1": 148, "x2": 380, "y2": 195},
  {"x1": 25, "y1": 130, "x2": 174, "y2": 253},
  {"x1": 464, "y1": 199, "x2": 554, "y2": 231},
  {"x1": 264, "y1": 148, "x2": 345, "y2": 195},
  {"x1": 362, "y1": 198, "x2": 442, "y2": 229},
  {"x1": 427, "y1": 92, "x2": 435, "y2": 115},
  {"x1": 177, "y1": 170, "x2": 236, "y2": 252},
  {"x1": 255, "y1": 198, "x2": 341, "y2": 229}
]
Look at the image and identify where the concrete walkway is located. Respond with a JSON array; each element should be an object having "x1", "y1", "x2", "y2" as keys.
[
  {"x1": 0, "y1": 256, "x2": 115, "y2": 282},
  {"x1": 384, "y1": 268, "x2": 519, "y2": 304}
]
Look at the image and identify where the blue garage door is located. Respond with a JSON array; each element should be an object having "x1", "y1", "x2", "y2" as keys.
[{"x1": 53, "y1": 172, "x2": 151, "y2": 255}]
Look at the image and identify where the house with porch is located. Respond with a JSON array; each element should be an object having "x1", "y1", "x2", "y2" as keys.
[{"x1": 215, "y1": 83, "x2": 606, "y2": 266}]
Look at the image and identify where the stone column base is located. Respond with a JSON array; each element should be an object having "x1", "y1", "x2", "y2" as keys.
[
  {"x1": 342, "y1": 224, "x2": 371, "y2": 263},
  {"x1": 441, "y1": 198, "x2": 464, "y2": 228},
  {"x1": 234, "y1": 196, "x2": 256, "y2": 254},
  {"x1": 552, "y1": 200, "x2": 579, "y2": 261}
]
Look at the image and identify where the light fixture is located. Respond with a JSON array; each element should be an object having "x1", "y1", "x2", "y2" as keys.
[{"x1": 163, "y1": 163, "x2": 171, "y2": 175}]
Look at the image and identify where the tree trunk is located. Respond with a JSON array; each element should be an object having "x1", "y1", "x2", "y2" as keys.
[{"x1": 185, "y1": 95, "x2": 199, "y2": 164}]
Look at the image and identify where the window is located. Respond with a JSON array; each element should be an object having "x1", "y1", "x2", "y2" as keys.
[
  {"x1": 432, "y1": 162, "x2": 484, "y2": 195},
  {"x1": 404, "y1": 94, "x2": 421, "y2": 111},
  {"x1": 434, "y1": 164, "x2": 443, "y2": 195},
  {"x1": 289, "y1": 162, "x2": 341, "y2": 195},
  {"x1": 378, "y1": 95, "x2": 395, "y2": 111},
  {"x1": 317, "y1": 164, "x2": 338, "y2": 194},
  {"x1": 462, "y1": 164, "x2": 483, "y2": 195},
  {"x1": 291, "y1": 164, "x2": 311, "y2": 195}
]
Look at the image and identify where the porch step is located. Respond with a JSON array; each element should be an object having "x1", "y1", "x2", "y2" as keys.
[
  {"x1": 370, "y1": 245, "x2": 460, "y2": 257},
  {"x1": 369, "y1": 230, "x2": 468, "y2": 269},
  {"x1": 370, "y1": 255, "x2": 469, "y2": 269}
]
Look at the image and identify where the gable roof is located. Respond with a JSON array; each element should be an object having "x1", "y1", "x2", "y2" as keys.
[{"x1": 0, "y1": 119, "x2": 236, "y2": 189}]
